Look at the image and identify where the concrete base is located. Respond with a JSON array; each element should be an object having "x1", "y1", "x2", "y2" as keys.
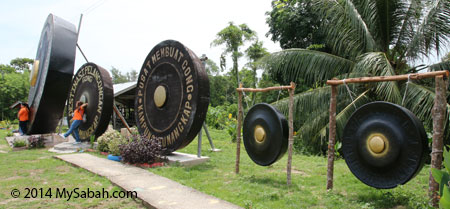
[
  {"x1": 5, "y1": 133, "x2": 68, "y2": 150},
  {"x1": 49, "y1": 142, "x2": 94, "y2": 154},
  {"x1": 166, "y1": 152, "x2": 209, "y2": 167}
]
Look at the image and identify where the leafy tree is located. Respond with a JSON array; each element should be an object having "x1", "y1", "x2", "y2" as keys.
[
  {"x1": 126, "y1": 69, "x2": 138, "y2": 82},
  {"x1": 443, "y1": 52, "x2": 450, "y2": 62},
  {"x1": 245, "y1": 40, "x2": 270, "y2": 104},
  {"x1": 211, "y1": 22, "x2": 256, "y2": 86},
  {"x1": 110, "y1": 67, "x2": 129, "y2": 84},
  {"x1": 266, "y1": 0, "x2": 326, "y2": 49},
  {"x1": 204, "y1": 59, "x2": 221, "y2": 76},
  {"x1": 209, "y1": 74, "x2": 236, "y2": 107},
  {"x1": 0, "y1": 69, "x2": 30, "y2": 120},
  {"x1": 263, "y1": 0, "x2": 450, "y2": 154},
  {"x1": 10, "y1": 58, "x2": 33, "y2": 72}
]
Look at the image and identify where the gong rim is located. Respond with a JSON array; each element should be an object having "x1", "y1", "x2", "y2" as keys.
[
  {"x1": 243, "y1": 103, "x2": 288, "y2": 166},
  {"x1": 27, "y1": 14, "x2": 77, "y2": 134},
  {"x1": 67, "y1": 63, "x2": 114, "y2": 140},
  {"x1": 135, "y1": 40, "x2": 210, "y2": 153},
  {"x1": 342, "y1": 101, "x2": 427, "y2": 189}
]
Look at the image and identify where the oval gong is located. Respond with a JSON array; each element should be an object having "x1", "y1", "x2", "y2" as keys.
[
  {"x1": 27, "y1": 14, "x2": 77, "y2": 134},
  {"x1": 243, "y1": 103, "x2": 288, "y2": 166},
  {"x1": 135, "y1": 40, "x2": 210, "y2": 153},
  {"x1": 67, "y1": 63, "x2": 114, "y2": 140},
  {"x1": 342, "y1": 101, "x2": 428, "y2": 189}
]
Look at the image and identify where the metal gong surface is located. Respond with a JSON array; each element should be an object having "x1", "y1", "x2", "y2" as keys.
[
  {"x1": 243, "y1": 103, "x2": 288, "y2": 166},
  {"x1": 27, "y1": 14, "x2": 77, "y2": 134},
  {"x1": 135, "y1": 40, "x2": 210, "y2": 153},
  {"x1": 342, "y1": 101, "x2": 427, "y2": 189},
  {"x1": 67, "y1": 63, "x2": 114, "y2": 140}
]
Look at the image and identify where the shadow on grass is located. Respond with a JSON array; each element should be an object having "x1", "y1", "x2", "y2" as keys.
[
  {"x1": 356, "y1": 190, "x2": 420, "y2": 208},
  {"x1": 239, "y1": 174, "x2": 295, "y2": 189},
  {"x1": 181, "y1": 163, "x2": 215, "y2": 172}
]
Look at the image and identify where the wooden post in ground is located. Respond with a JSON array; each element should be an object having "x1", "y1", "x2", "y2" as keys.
[
  {"x1": 326, "y1": 84, "x2": 338, "y2": 190},
  {"x1": 235, "y1": 83, "x2": 243, "y2": 174},
  {"x1": 286, "y1": 82, "x2": 296, "y2": 185},
  {"x1": 430, "y1": 75, "x2": 447, "y2": 206}
]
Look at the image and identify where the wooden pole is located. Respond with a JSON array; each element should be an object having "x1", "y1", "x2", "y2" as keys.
[
  {"x1": 235, "y1": 83, "x2": 244, "y2": 174},
  {"x1": 113, "y1": 104, "x2": 132, "y2": 134},
  {"x1": 236, "y1": 84, "x2": 294, "y2": 92},
  {"x1": 430, "y1": 75, "x2": 446, "y2": 206},
  {"x1": 326, "y1": 70, "x2": 449, "y2": 85},
  {"x1": 326, "y1": 84, "x2": 338, "y2": 190},
  {"x1": 286, "y1": 82, "x2": 296, "y2": 185}
]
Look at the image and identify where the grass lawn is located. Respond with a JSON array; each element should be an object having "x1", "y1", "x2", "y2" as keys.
[
  {"x1": 151, "y1": 128, "x2": 432, "y2": 209},
  {"x1": 0, "y1": 126, "x2": 433, "y2": 208},
  {"x1": 0, "y1": 129, "x2": 144, "y2": 208}
]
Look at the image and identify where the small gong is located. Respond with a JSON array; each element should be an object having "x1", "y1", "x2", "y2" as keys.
[
  {"x1": 342, "y1": 101, "x2": 428, "y2": 189},
  {"x1": 243, "y1": 103, "x2": 288, "y2": 166}
]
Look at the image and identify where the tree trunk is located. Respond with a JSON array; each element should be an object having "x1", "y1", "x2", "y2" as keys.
[
  {"x1": 235, "y1": 84, "x2": 243, "y2": 174},
  {"x1": 429, "y1": 75, "x2": 447, "y2": 207},
  {"x1": 327, "y1": 85, "x2": 338, "y2": 190}
]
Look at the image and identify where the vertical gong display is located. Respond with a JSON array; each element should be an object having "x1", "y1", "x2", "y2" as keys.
[
  {"x1": 27, "y1": 14, "x2": 77, "y2": 134},
  {"x1": 135, "y1": 40, "x2": 210, "y2": 153},
  {"x1": 67, "y1": 63, "x2": 114, "y2": 140}
]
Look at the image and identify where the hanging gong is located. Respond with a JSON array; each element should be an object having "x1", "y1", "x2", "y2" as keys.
[
  {"x1": 135, "y1": 40, "x2": 210, "y2": 153},
  {"x1": 243, "y1": 103, "x2": 288, "y2": 166},
  {"x1": 342, "y1": 101, "x2": 428, "y2": 189},
  {"x1": 27, "y1": 14, "x2": 77, "y2": 134},
  {"x1": 67, "y1": 63, "x2": 114, "y2": 140}
]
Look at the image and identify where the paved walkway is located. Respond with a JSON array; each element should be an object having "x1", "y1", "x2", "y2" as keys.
[{"x1": 55, "y1": 153, "x2": 242, "y2": 209}]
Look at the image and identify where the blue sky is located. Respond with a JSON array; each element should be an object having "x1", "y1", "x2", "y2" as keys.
[{"x1": 0, "y1": 0, "x2": 281, "y2": 74}]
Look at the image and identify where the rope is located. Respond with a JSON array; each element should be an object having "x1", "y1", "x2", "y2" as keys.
[
  {"x1": 343, "y1": 79, "x2": 357, "y2": 109},
  {"x1": 401, "y1": 74, "x2": 412, "y2": 106},
  {"x1": 276, "y1": 89, "x2": 282, "y2": 102},
  {"x1": 431, "y1": 150, "x2": 444, "y2": 154}
]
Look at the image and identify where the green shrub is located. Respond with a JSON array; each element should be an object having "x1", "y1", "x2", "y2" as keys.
[
  {"x1": 97, "y1": 129, "x2": 128, "y2": 156},
  {"x1": 432, "y1": 146, "x2": 450, "y2": 208},
  {"x1": 13, "y1": 140, "x2": 26, "y2": 147},
  {"x1": 6, "y1": 132, "x2": 13, "y2": 137}
]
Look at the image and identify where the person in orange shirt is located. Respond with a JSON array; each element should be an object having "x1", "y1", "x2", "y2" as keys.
[
  {"x1": 18, "y1": 103, "x2": 30, "y2": 136},
  {"x1": 61, "y1": 101, "x2": 88, "y2": 144}
]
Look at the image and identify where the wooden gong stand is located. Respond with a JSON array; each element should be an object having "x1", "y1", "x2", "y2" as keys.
[
  {"x1": 235, "y1": 82, "x2": 296, "y2": 185},
  {"x1": 326, "y1": 70, "x2": 449, "y2": 207}
]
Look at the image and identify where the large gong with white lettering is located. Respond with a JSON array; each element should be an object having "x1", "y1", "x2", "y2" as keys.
[
  {"x1": 67, "y1": 63, "x2": 114, "y2": 140},
  {"x1": 135, "y1": 40, "x2": 210, "y2": 153}
]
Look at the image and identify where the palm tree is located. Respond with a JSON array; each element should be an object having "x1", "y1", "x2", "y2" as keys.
[
  {"x1": 263, "y1": 0, "x2": 450, "y2": 154},
  {"x1": 245, "y1": 40, "x2": 270, "y2": 105},
  {"x1": 211, "y1": 22, "x2": 256, "y2": 86}
]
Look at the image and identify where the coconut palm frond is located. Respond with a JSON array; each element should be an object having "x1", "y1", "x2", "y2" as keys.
[
  {"x1": 353, "y1": 52, "x2": 401, "y2": 103},
  {"x1": 262, "y1": 49, "x2": 354, "y2": 86},
  {"x1": 300, "y1": 90, "x2": 370, "y2": 145},
  {"x1": 429, "y1": 60, "x2": 450, "y2": 71},
  {"x1": 404, "y1": 82, "x2": 450, "y2": 129},
  {"x1": 393, "y1": 0, "x2": 423, "y2": 57},
  {"x1": 314, "y1": 0, "x2": 378, "y2": 57},
  {"x1": 407, "y1": 0, "x2": 450, "y2": 59}
]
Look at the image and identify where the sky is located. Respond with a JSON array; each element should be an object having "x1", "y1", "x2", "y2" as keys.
[{"x1": 0, "y1": 0, "x2": 282, "y2": 74}]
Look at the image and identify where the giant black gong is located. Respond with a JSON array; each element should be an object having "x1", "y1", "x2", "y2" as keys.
[
  {"x1": 342, "y1": 101, "x2": 428, "y2": 189},
  {"x1": 27, "y1": 14, "x2": 77, "y2": 134},
  {"x1": 67, "y1": 63, "x2": 114, "y2": 140},
  {"x1": 135, "y1": 40, "x2": 210, "y2": 153},
  {"x1": 243, "y1": 103, "x2": 288, "y2": 166}
]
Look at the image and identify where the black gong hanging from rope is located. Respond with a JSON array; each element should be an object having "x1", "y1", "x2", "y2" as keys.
[
  {"x1": 243, "y1": 103, "x2": 288, "y2": 166},
  {"x1": 27, "y1": 14, "x2": 77, "y2": 134},
  {"x1": 67, "y1": 63, "x2": 114, "y2": 141},
  {"x1": 342, "y1": 101, "x2": 428, "y2": 189},
  {"x1": 135, "y1": 40, "x2": 210, "y2": 153}
]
